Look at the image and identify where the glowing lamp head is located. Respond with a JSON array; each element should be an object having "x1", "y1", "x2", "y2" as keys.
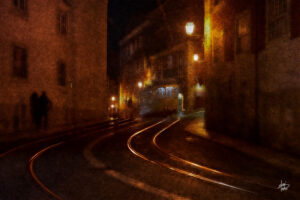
[
  {"x1": 111, "y1": 104, "x2": 115, "y2": 109},
  {"x1": 193, "y1": 54, "x2": 199, "y2": 61},
  {"x1": 111, "y1": 96, "x2": 116, "y2": 101},
  {"x1": 185, "y1": 22, "x2": 195, "y2": 35},
  {"x1": 178, "y1": 93, "x2": 183, "y2": 99},
  {"x1": 138, "y1": 82, "x2": 143, "y2": 88}
]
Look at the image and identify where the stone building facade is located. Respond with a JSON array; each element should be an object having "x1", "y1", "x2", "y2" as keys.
[
  {"x1": 0, "y1": 0, "x2": 108, "y2": 134},
  {"x1": 119, "y1": 0, "x2": 204, "y2": 116},
  {"x1": 204, "y1": 0, "x2": 300, "y2": 154}
]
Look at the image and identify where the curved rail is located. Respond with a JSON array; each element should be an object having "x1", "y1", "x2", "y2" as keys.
[
  {"x1": 27, "y1": 119, "x2": 136, "y2": 200},
  {"x1": 29, "y1": 142, "x2": 65, "y2": 200},
  {"x1": 127, "y1": 119, "x2": 255, "y2": 194}
]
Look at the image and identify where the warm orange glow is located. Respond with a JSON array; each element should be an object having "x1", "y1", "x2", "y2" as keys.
[
  {"x1": 204, "y1": 0, "x2": 212, "y2": 62},
  {"x1": 111, "y1": 96, "x2": 116, "y2": 101},
  {"x1": 204, "y1": 16, "x2": 211, "y2": 49},
  {"x1": 119, "y1": 85, "x2": 126, "y2": 110},
  {"x1": 144, "y1": 68, "x2": 152, "y2": 86}
]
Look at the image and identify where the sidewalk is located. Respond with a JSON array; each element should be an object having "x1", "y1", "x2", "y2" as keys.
[{"x1": 185, "y1": 117, "x2": 300, "y2": 176}]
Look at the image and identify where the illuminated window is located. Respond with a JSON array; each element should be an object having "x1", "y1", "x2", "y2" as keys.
[
  {"x1": 13, "y1": 45, "x2": 27, "y2": 78},
  {"x1": 267, "y1": 0, "x2": 288, "y2": 40},
  {"x1": 166, "y1": 87, "x2": 173, "y2": 97},
  {"x1": 13, "y1": 0, "x2": 26, "y2": 11},
  {"x1": 157, "y1": 88, "x2": 165, "y2": 97},
  {"x1": 57, "y1": 61, "x2": 66, "y2": 86},
  {"x1": 59, "y1": 13, "x2": 68, "y2": 35}
]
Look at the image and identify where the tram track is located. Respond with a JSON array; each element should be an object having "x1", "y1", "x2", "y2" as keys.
[
  {"x1": 2, "y1": 116, "x2": 298, "y2": 199},
  {"x1": 127, "y1": 118, "x2": 300, "y2": 199},
  {"x1": 151, "y1": 121, "x2": 282, "y2": 192},
  {"x1": 127, "y1": 118, "x2": 259, "y2": 195},
  {"x1": 0, "y1": 118, "x2": 135, "y2": 200},
  {"x1": 27, "y1": 119, "x2": 161, "y2": 200}
]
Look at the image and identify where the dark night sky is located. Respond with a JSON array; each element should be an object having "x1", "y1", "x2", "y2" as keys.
[
  {"x1": 107, "y1": 0, "x2": 162, "y2": 78},
  {"x1": 108, "y1": 0, "x2": 159, "y2": 50}
]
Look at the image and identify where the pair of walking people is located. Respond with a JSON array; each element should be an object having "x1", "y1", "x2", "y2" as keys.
[{"x1": 30, "y1": 91, "x2": 52, "y2": 130}]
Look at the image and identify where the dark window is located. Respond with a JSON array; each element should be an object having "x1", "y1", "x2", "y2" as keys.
[
  {"x1": 224, "y1": 28, "x2": 234, "y2": 61},
  {"x1": 59, "y1": 13, "x2": 68, "y2": 35},
  {"x1": 13, "y1": 0, "x2": 26, "y2": 11},
  {"x1": 291, "y1": 0, "x2": 300, "y2": 39},
  {"x1": 213, "y1": 0, "x2": 220, "y2": 6},
  {"x1": 268, "y1": 0, "x2": 288, "y2": 40},
  {"x1": 254, "y1": 0, "x2": 266, "y2": 52},
  {"x1": 57, "y1": 62, "x2": 66, "y2": 86},
  {"x1": 13, "y1": 46, "x2": 27, "y2": 78}
]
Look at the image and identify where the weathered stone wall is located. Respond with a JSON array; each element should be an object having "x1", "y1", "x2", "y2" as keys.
[
  {"x1": 258, "y1": 36, "x2": 300, "y2": 153},
  {"x1": 72, "y1": 0, "x2": 108, "y2": 123},
  {"x1": 0, "y1": 0, "x2": 108, "y2": 134},
  {"x1": 204, "y1": 0, "x2": 300, "y2": 155}
]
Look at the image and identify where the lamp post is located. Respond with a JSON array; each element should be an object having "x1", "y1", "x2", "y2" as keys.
[
  {"x1": 185, "y1": 22, "x2": 202, "y2": 63},
  {"x1": 185, "y1": 22, "x2": 206, "y2": 111},
  {"x1": 136, "y1": 81, "x2": 143, "y2": 116},
  {"x1": 110, "y1": 95, "x2": 118, "y2": 119}
]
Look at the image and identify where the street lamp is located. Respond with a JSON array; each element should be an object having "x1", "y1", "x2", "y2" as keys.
[
  {"x1": 193, "y1": 54, "x2": 199, "y2": 62},
  {"x1": 185, "y1": 22, "x2": 195, "y2": 35},
  {"x1": 138, "y1": 81, "x2": 143, "y2": 88},
  {"x1": 111, "y1": 96, "x2": 116, "y2": 101}
]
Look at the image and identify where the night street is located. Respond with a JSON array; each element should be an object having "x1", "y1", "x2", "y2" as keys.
[
  {"x1": 1, "y1": 0, "x2": 300, "y2": 199},
  {"x1": 0, "y1": 113, "x2": 299, "y2": 199}
]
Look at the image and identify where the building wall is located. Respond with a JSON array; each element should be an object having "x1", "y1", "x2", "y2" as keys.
[
  {"x1": 72, "y1": 0, "x2": 108, "y2": 122},
  {"x1": 258, "y1": 35, "x2": 300, "y2": 153},
  {"x1": 204, "y1": 0, "x2": 300, "y2": 154},
  {"x1": 0, "y1": 0, "x2": 108, "y2": 134}
]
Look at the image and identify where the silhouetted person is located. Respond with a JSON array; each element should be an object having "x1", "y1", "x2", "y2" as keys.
[
  {"x1": 30, "y1": 92, "x2": 39, "y2": 129},
  {"x1": 39, "y1": 91, "x2": 52, "y2": 130}
]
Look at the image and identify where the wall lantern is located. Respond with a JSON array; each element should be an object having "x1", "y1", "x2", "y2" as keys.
[
  {"x1": 138, "y1": 81, "x2": 143, "y2": 88},
  {"x1": 193, "y1": 54, "x2": 199, "y2": 61},
  {"x1": 185, "y1": 22, "x2": 195, "y2": 35}
]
